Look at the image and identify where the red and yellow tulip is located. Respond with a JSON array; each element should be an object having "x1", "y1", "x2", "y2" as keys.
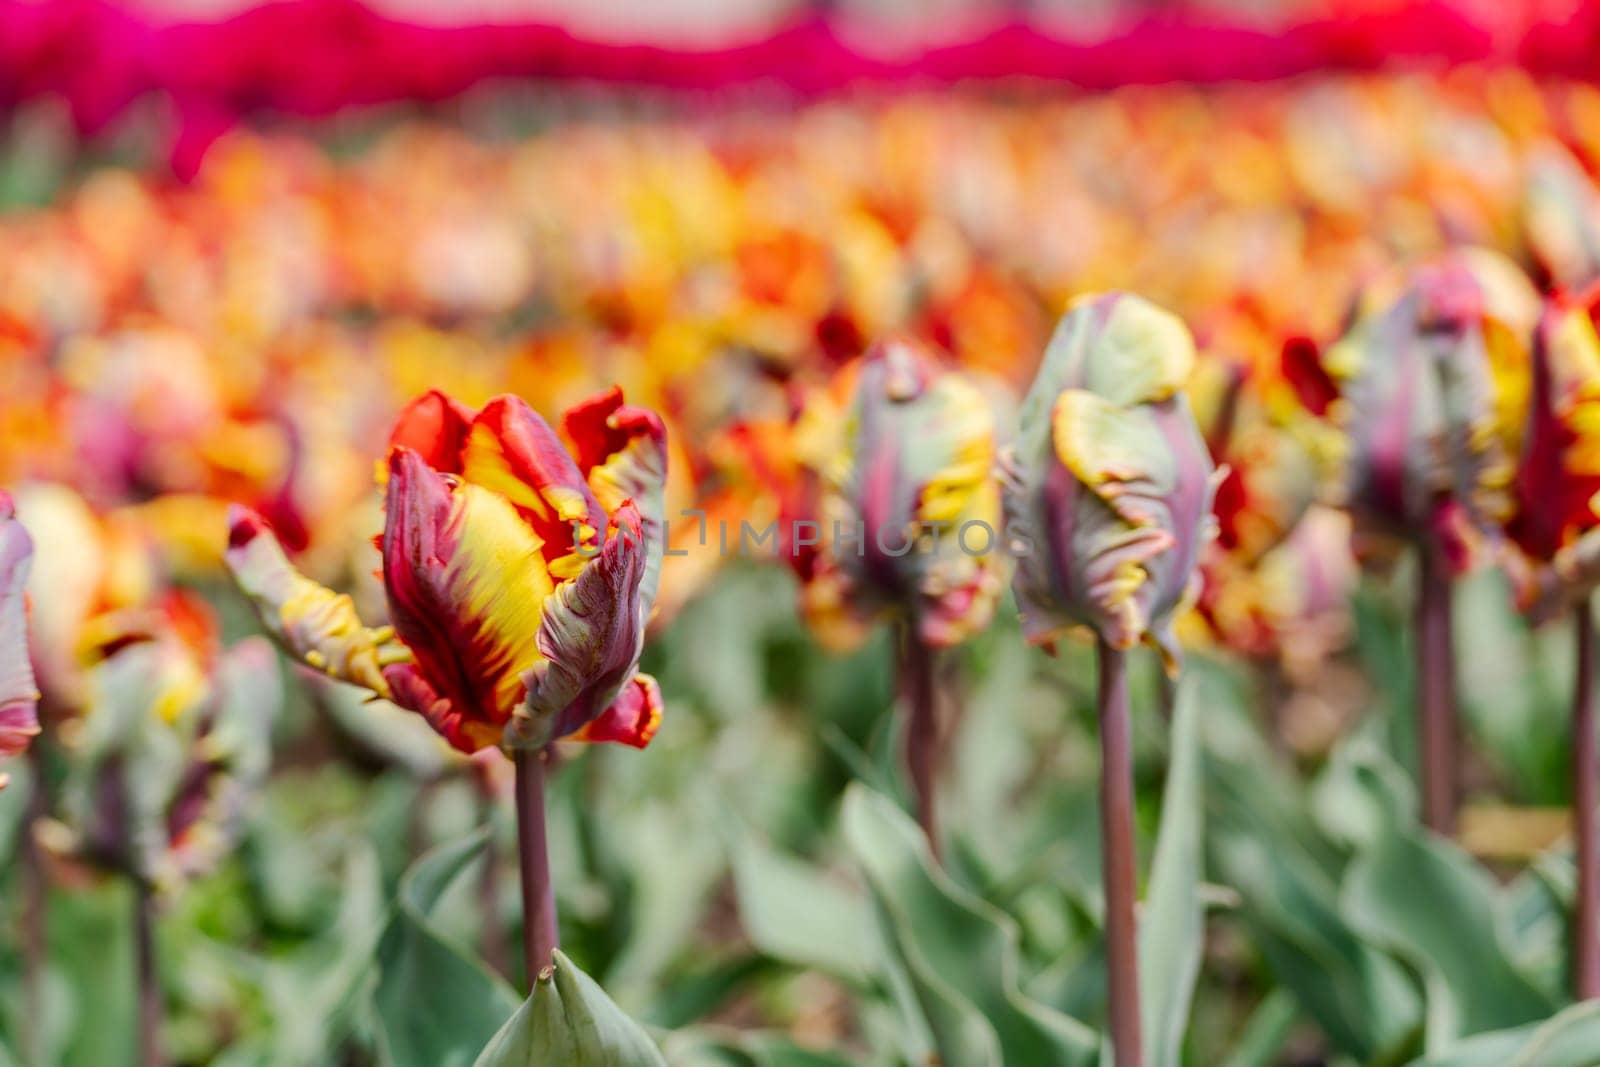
[{"x1": 227, "y1": 387, "x2": 667, "y2": 754}]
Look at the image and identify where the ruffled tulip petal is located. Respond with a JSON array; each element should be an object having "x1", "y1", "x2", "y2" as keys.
[
  {"x1": 1052, "y1": 389, "x2": 1177, "y2": 528},
  {"x1": 379, "y1": 660, "x2": 501, "y2": 754},
  {"x1": 388, "y1": 389, "x2": 478, "y2": 475},
  {"x1": 510, "y1": 505, "x2": 649, "y2": 750},
  {"x1": 1004, "y1": 293, "x2": 1217, "y2": 671},
  {"x1": 563, "y1": 387, "x2": 668, "y2": 612},
  {"x1": 570, "y1": 673, "x2": 663, "y2": 748},
  {"x1": 1072, "y1": 292, "x2": 1195, "y2": 406},
  {"x1": 383, "y1": 447, "x2": 555, "y2": 745},
  {"x1": 0, "y1": 493, "x2": 39, "y2": 789},
  {"x1": 225, "y1": 505, "x2": 403, "y2": 699},
  {"x1": 461, "y1": 395, "x2": 607, "y2": 579}
]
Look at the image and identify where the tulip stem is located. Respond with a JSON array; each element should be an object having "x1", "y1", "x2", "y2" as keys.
[
  {"x1": 23, "y1": 746, "x2": 47, "y2": 1067},
  {"x1": 1416, "y1": 545, "x2": 1458, "y2": 836},
  {"x1": 1096, "y1": 638, "x2": 1143, "y2": 1067},
  {"x1": 477, "y1": 785, "x2": 506, "y2": 978},
  {"x1": 514, "y1": 747, "x2": 558, "y2": 987},
  {"x1": 134, "y1": 879, "x2": 166, "y2": 1067},
  {"x1": 1575, "y1": 601, "x2": 1599, "y2": 1000},
  {"x1": 901, "y1": 629, "x2": 939, "y2": 858}
]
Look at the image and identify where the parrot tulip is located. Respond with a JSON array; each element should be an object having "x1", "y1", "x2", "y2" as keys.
[
  {"x1": 793, "y1": 336, "x2": 1006, "y2": 851},
  {"x1": 227, "y1": 388, "x2": 667, "y2": 756},
  {"x1": 1284, "y1": 250, "x2": 1538, "y2": 836},
  {"x1": 1001, "y1": 292, "x2": 1219, "y2": 669},
  {"x1": 1001, "y1": 292, "x2": 1217, "y2": 1067},
  {"x1": 226, "y1": 385, "x2": 668, "y2": 984}
]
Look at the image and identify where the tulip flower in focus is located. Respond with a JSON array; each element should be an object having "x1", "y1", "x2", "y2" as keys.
[
  {"x1": 0, "y1": 492, "x2": 39, "y2": 791},
  {"x1": 1283, "y1": 249, "x2": 1538, "y2": 836},
  {"x1": 226, "y1": 385, "x2": 669, "y2": 983},
  {"x1": 227, "y1": 387, "x2": 668, "y2": 756},
  {"x1": 790, "y1": 337, "x2": 1005, "y2": 852},
  {"x1": 1001, "y1": 292, "x2": 1217, "y2": 1067}
]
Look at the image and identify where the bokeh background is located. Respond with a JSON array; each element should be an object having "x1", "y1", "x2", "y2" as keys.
[{"x1": 6, "y1": 2, "x2": 1600, "y2": 1065}]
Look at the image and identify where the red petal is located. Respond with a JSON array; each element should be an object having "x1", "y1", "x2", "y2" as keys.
[
  {"x1": 571, "y1": 673, "x2": 663, "y2": 748},
  {"x1": 465, "y1": 395, "x2": 607, "y2": 562},
  {"x1": 381, "y1": 448, "x2": 500, "y2": 733},
  {"x1": 561, "y1": 386, "x2": 666, "y2": 480},
  {"x1": 513, "y1": 504, "x2": 649, "y2": 747},
  {"x1": 1281, "y1": 336, "x2": 1339, "y2": 417},
  {"x1": 389, "y1": 390, "x2": 477, "y2": 475}
]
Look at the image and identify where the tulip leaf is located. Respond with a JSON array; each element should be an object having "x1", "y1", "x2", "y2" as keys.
[
  {"x1": 729, "y1": 831, "x2": 875, "y2": 986},
  {"x1": 659, "y1": 1030, "x2": 860, "y2": 1066},
  {"x1": 374, "y1": 828, "x2": 519, "y2": 1067},
  {"x1": 1132, "y1": 676, "x2": 1205, "y2": 1067},
  {"x1": 841, "y1": 784, "x2": 1099, "y2": 1067},
  {"x1": 1341, "y1": 822, "x2": 1555, "y2": 1049},
  {"x1": 1204, "y1": 678, "x2": 1423, "y2": 1062},
  {"x1": 1413, "y1": 1001, "x2": 1600, "y2": 1067},
  {"x1": 472, "y1": 949, "x2": 665, "y2": 1067},
  {"x1": 1218, "y1": 990, "x2": 1299, "y2": 1067}
]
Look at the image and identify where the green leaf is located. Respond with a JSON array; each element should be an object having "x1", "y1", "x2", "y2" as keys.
[
  {"x1": 1341, "y1": 824, "x2": 1555, "y2": 1049},
  {"x1": 1218, "y1": 990, "x2": 1299, "y2": 1067},
  {"x1": 1135, "y1": 677, "x2": 1205, "y2": 1067},
  {"x1": 841, "y1": 784, "x2": 1099, "y2": 1067},
  {"x1": 1414, "y1": 1002, "x2": 1600, "y2": 1067},
  {"x1": 659, "y1": 1029, "x2": 861, "y2": 1067},
  {"x1": 473, "y1": 949, "x2": 665, "y2": 1066},
  {"x1": 1204, "y1": 672, "x2": 1422, "y2": 1061},
  {"x1": 729, "y1": 831, "x2": 874, "y2": 986},
  {"x1": 374, "y1": 828, "x2": 519, "y2": 1067}
]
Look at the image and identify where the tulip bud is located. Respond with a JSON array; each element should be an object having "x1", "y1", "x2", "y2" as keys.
[
  {"x1": 796, "y1": 337, "x2": 1005, "y2": 650},
  {"x1": 0, "y1": 492, "x2": 39, "y2": 790},
  {"x1": 1289, "y1": 249, "x2": 1537, "y2": 572},
  {"x1": 41, "y1": 595, "x2": 279, "y2": 892},
  {"x1": 1001, "y1": 293, "x2": 1218, "y2": 671}
]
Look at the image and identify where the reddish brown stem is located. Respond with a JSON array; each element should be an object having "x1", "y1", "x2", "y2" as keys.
[
  {"x1": 134, "y1": 880, "x2": 166, "y2": 1067},
  {"x1": 1575, "y1": 603, "x2": 1599, "y2": 999},
  {"x1": 514, "y1": 748, "x2": 558, "y2": 988},
  {"x1": 901, "y1": 630, "x2": 939, "y2": 859},
  {"x1": 1416, "y1": 546, "x2": 1458, "y2": 836},
  {"x1": 23, "y1": 747, "x2": 47, "y2": 1066},
  {"x1": 1097, "y1": 638, "x2": 1144, "y2": 1067},
  {"x1": 477, "y1": 786, "x2": 506, "y2": 978}
]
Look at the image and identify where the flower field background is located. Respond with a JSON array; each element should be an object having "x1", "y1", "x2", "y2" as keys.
[{"x1": 9, "y1": 5, "x2": 1600, "y2": 1065}]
